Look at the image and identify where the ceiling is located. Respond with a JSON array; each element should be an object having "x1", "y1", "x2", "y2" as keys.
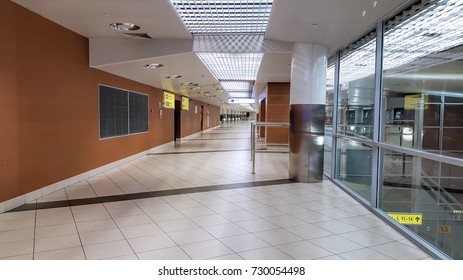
[{"x1": 12, "y1": 0, "x2": 413, "y2": 110}]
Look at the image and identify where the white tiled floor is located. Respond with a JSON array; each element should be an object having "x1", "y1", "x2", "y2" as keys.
[{"x1": 0, "y1": 121, "x2": 432, "y2": 260}]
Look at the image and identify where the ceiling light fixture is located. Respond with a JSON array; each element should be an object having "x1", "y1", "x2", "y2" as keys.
[
  {"x1": 180, "y1": 82, "x2": 199, "y2": 86},
  {"x1": 109, "y1": 22, "x2": 140, "y2": 31},
  {"x1": 142, "y1": 63, "x2": 164, "y2": 69},
  {"x1": 165, "y1": 75, "x2": 182, "y2": 79}
]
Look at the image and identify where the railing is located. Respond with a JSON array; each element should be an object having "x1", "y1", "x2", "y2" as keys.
[{"x1": 250, "y1": 122, "x2": 290, "y2": 174}]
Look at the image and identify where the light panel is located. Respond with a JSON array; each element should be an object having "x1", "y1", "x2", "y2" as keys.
[
  {"x1": 170, "y1": 0, "x2": 273, "y2": 35},
  {"x1": 338, "y1": 0, "x2": 463, "y2": 84},
  {"x1": 197, "y1": 53, "x2": 263, "y2": 81}
]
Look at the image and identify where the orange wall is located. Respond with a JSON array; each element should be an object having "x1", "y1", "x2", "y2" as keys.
[
  {"x1": 180, "y1": 98, "x2": 220, "y2": 138},
  {"x1": 0, "y1": 2, "x2": 217, "y2": 203},
  {"x1": 0, "y1": 0, "x2": 20, "y2": 200},
  {"x1": 262, "y1": 83, "x2": 290, "y2": 144}
]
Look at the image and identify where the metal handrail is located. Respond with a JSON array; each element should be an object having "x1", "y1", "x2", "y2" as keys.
[{"x1": 250, "y1": 122, "x2": 290, "y2": 174}]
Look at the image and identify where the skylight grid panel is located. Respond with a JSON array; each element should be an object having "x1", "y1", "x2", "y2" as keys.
[{"x1": 171, "y1": 0, "x2": 273, "y2": 35}]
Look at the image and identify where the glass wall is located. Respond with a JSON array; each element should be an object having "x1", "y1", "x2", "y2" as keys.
[
  {"x1": 325, "y1": 0, "x2": 463, "y2": 259},
  {"x1": 325, "y1": 60, "x2": 335, "y2": 176},
  {"x1": 336, "y1": 139, "x2": 372, "y2": 200},
  {"x1": 338, "y1": 32, "x2": 376, "y2": 140}
]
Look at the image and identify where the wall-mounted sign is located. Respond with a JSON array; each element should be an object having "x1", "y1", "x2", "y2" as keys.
[
  {"x1": 163, "y1": 91, "x2": 175, "y2": 109},
  {"x1": 405, "y1": 94, "x2": 428, "y2": 110},
  {"x1": 182, "y1": 96, "x2": 189, "y2": 110},
  {"x1": 388, "y1": 213, "x2": 423, "y2": 225}
]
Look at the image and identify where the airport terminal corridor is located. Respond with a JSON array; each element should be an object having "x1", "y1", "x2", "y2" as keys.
[{"x1": 0, "y1": 122, "x2": 431, "y2": 260}]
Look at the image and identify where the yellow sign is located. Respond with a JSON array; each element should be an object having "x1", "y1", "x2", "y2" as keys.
[
  {"x1": 388, "y1": 213, "x2": 423, "y2": 225},
  {"x1": 439, "y1": 225, "x2": 452, "y2": 234},
  {"x1": 182, "y1": 96, "x2": 189, "y2": 110},
  {"x1": 163, "y1": 91, "x2": 175, "y2": 109},
  {"x1": 404, "y1": 94, "x2": 428, "y2": 110}
]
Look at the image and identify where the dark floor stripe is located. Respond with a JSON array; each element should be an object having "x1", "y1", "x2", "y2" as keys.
[
  {"x1": 182, "y1": 138, "x2": 251, "y2": 141},
  {"x1": 147, "y1": 149, "x2": 251, "y2": 155},
  {"x1": 8, "y1": 179, "x2": 295, "y2": 212}
]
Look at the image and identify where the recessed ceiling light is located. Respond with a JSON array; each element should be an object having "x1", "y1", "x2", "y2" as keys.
[
  {"x1": 142, "y1": 63, "x2": 164, "y2": 69},
  {"x1": 180, "y1": 82, "x2": 199, "y2": 86},
  {"x1": 165, "y1": 75, "x2": 182, "y2": 79},
  {"x1": 109, "y1": 22, "x2": 140, "y2": 31}
]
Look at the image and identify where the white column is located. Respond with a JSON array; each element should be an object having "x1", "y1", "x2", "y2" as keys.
[{"x1": 289, "y1": 43, "x2": 328, "y2": 183}]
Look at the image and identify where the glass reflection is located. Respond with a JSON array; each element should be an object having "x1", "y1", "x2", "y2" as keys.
[
  {"x1": 335, "y1": 138, "x2": 372, "y2": 201},
  {"x1": 381, "y1": 150, "x2": 463, "y2": 259},
  {"x1": 338, "y1": 32, "x2": 377, "y2": 139}
]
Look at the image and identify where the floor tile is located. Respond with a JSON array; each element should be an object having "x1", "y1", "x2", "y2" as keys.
[
  {"x1": 339, "y1": 248, "x2": 394, "y2": 260},
  {"x1": 246, "y1": 207, "x2": 286, "y2": 218},
  {"x1": 147, "y1": 210, "x2": 186, "y2": 222},
  {"x1": 0, "y1": 211, "x2": 35, "y2": 222},
  {"x1": 219, "y1": 234, "x2": 269, "y2": 252},
  {"x1": 113, "y1": 214, "x2": 153, "y2": 227},
  {"x1": 309, "y1": 235, "x2": 364, "y2": 254},
  {"x1": 235, "y1": 219, "x2": 280, "y2": 232},
  {"x1": 342, "y1": 216, "x2": 385, "y2": 229},
  {"x1": 76, "y1": 219, "x2": 117, "y2": 233},
  {"x1": 157, "y1": 218, "x2": 199, "y2": 232},
  {"x1": 107, "y1": 207, "x2": 145, "y2": 218},
  {"x1": 0, "y1": 228, "x2": 34, "y2": 243},
  {"x1": 179, "y1": 206, "x2": 216, "y2": 218},
  {"x1": 208, "y1": 254, "x2": 243, "y2": 260},
  {"x1": 119, "y1": 223, "x2": 164, "y2": 239},
  {"x1": 340, "y1": 230, "x2": 393, "y2": 247},
  {"x1": 34, "y1": 247, "x2": 86, "y2": 260},
  {"x1": 84, "y1": 240, "x2": 134, "y2": 260},
  {"x1": 79, "y1": 228, "x2": 125, "y2": 246},
  {"x1": 0, "y1": 240, "x2": 34, "y2": 258},
  {"x1": 181, "y1": 240, "x2": 233, "y2": 260},
  {"x1": 253, "y1": 228, "x2": 303, "y2": 245},
  {"x1": 285, "y1": 224, "x2": 333, "y2": 239},
  {"x1": 127, "y1": 234, "x2": 177, "y2": 253},
  {"x1": 312, "y1": 220, "x2": 360, "y2": 234},
  {"x1": 203, "y1": 223, "x2": 249, "y2": 238},
  {"x1": 239, "y1": 247, "x2": 294, "y2": 260},
  {"x1": 207, "y1": 203, "x2": 243, "y2": 213},
  {"x1": 167, "y1": 228, "x2": 214, "y2": 245},
  {"x1": 291, "y1": 211, "x2": 333, "y2": 223},
  {"x1": 137, "y1": 246, "x2": 191, "y2": 260},
  {"x1": 371, "y1": 242, "x2": 429, "y2": 260},
  {"x1": 264, "y1": 215, "x2": 306, "y2": 227},
  {"x1": 276, "y1": 241, "x2": 332, "y2": 259},
  {"x1": 0, "y1": 254, "x2": 34, "y2": 260},
  {"x1": 220, "y1": 210, "x2": 259, "y2": 222},
  {"x1": 190, "y1": 214, "x2": 230, "y2": 227},
  {"x1": 34, "y1": 234, "x2": 81, "y2": 253},
  {"x1": 35, "y1": 224, "x2": 77, "y2": 238},
  {"x1": 104, "y1": 254, "x2": 139, "y2": 260}
]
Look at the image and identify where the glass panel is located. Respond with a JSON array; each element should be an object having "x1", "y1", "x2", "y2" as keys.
[
  {"x1": 325, "y1": 61, "x2": 335, "y2": 176},
  {"x1": 335, "y1": 138, "x2": 372, "y2": 200},
  {"x1": 382, "y1": 0, "x2": 463, "y2": 154},
  {"x1": 337, "y1": 32, "x2": 377, "y2": 139},
  {"x1": 380, "y1": 149, "x2": 463, "y2": 259}
]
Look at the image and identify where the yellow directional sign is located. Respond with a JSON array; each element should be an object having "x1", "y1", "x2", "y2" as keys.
[
  {"x1": 163, "y1": 91, "x2": 175, "y2": 109},
  {"x1": 388, "y1": 213, "x2": 423, "y2": 225}
]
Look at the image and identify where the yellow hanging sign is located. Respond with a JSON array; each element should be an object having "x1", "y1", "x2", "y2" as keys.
[
  {"x1": 404, "y1": 94, "x2": 428, "y2": 110},
  {"x1": 163, "y1": 91, "x2": 175, "y2": 109},
  {"x1": 182, "y1": 96, "x2": 189, "y2": 110},
  {"x1": 388, "y1": 213, "x2": 423, "y2": 225}
]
